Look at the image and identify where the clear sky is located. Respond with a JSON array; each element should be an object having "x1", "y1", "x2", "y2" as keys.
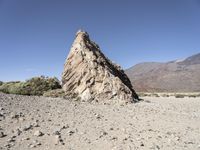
[{"x1": 0, "y1": 0, "x2": 200, "y2": 81}]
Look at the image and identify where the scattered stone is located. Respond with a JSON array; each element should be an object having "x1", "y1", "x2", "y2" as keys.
[
  {"x1": 29, "y1": 144, "x2": 36, "y2": 148},
  {"x1": 110, "y1": 136, "x2": 118, "y2": 141},
  {"x1": 54, "y1": 135, "x2": 60, "y2": 145},
  {"x1": 4, "y1": 144, "x2": 13, "y2": 149},
  {"x1": 61, "y1": 125, "x2": 69, "y2": 130},
  {"x1": 29, "y1": 140, "x2": 42, "y2": 148},
  {"x1": 7, "y1": 136, "x2": 16, "y2": 143},
  {"x1": 10, "y1": 112, "x2": 24, "y2": 119},
  {"x1": 95, "y1": 113, "x2": 102, "y2": 119},
  {"x1": 0, "y1": 112, "x2": 5, "y2": 119},
  {"x1": 155, "y1": 145, "x2": 160, "y2": 150},
  {"x1": 23, "y1": 124, "x2": 33, "y2": 131},
  {"x1": 99, "y1": 131, "x2": 108, "y2": 138},
  {"x1": 174, "y1": 136, "x2": 180, "y2": 141},
  {"x1": 55, "y1": 123, "x2": 61, "y2": 126},
  {"x1": 18, "y1": 117, "x2": 25, "y2": 121},
  {"x1": 140, "y1": 142, "x2": 144, "y2": 146},
  {"x1": 0, "y1": 87, "x2": 199, "y2": 150},
  {"x1": 34, "y1": 130, "x2": 43, "y2": 137},
  {"x1": 54, "y1": 135, "x2": 64, "y2": 145},
  {"x1": 21, "y1": 137, "x2": 30, "y2": 141},
  {"x1": 68, "y1": 130, "x2": 75, "y2": 136},
  {"x1": 32, "y1": 121, "x2": 39, "y2": 127},
  {"x1": 109, "y1": 127, "x2": 114, "y2": 131},
  {"x1": 13, "y1": 128, "x2": 22, "y2": 136},
  {"x1": 53, "y1": 130, "x2": 60, "y2": 135},
  {"x1": 0, "y1": 131, "x2": 6, "y2": 138},
  {"x1": 33, "y1": 140, "x2": 41, "y2": 145},
  {"x1": 184, "y1": 141, "x2": 194, "y2": 144},
  {"x1": 151, "y1": 145, "x2": 160, "y2": 150}
]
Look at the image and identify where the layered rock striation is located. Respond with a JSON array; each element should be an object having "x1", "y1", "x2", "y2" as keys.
[{"x1": 62, "y1": 30, "x2": 139, "y2": 103}]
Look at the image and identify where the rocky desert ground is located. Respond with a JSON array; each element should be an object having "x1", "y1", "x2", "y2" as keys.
[{"x1": 0, "y1": 92, "x2": 200, "y2": 150}]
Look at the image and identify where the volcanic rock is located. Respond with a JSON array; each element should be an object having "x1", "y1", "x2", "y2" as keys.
[
  {"x1": 62, "y1": 30, "x2": 139, "y2": 103},
  {"x1": 126, "y1": 53, "x2": 200, "y2": 92},
  {"x1": 34, "y1": 130, "x2": 43, "y2": 137}
]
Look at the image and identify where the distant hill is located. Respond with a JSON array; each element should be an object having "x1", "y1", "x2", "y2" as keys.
[{"x1": 125, "y1": 53, "x2": 200, "y2": 92}]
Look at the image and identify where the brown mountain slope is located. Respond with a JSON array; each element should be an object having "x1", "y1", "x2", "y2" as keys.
[{"x1": 125, "y1": 53, "x2": 200, "y2": 92}]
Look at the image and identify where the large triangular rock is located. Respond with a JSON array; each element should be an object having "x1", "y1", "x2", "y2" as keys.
[{"x1": 62, "y1": 30, "x2": 139, "y2": 104}]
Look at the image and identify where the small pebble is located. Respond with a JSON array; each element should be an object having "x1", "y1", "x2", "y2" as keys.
[
  {"x1": 69, "y1": 130, "x2": 75, "y2": 136},
  {"x1": 0, "y1": 132, "x2": 6, "y2": 138},
  {"x1": 34, "y1": 130, "x2": 43, "y2": 137}
]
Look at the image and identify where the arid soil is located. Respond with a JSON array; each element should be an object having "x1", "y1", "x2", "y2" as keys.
[
  {"x1": 0, "y1": 93, "x2": 200, "y2": 150},
  {"x1": 126, "y1": 53, "x2": 200, "y2": 93}
]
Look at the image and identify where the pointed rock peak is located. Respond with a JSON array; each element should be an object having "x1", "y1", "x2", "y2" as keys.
[
  {"x1": 62, "y1": 31, "x2": 139, "y2": 104},
  {"x1": 76, "y1": 29, "x2": 88, "y2": 36},
  {"x1": 75, "y1": 29, "x2": 90, "y2": 42}
]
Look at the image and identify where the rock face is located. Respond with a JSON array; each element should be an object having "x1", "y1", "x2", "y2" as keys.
[{"x1": 62, "y1": 30, "x2": 138, "y2": 103}]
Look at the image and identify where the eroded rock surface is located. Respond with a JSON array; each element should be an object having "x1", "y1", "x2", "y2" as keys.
[{"x1": 62, "y1": 30, "x2": 138, "y2": 103}]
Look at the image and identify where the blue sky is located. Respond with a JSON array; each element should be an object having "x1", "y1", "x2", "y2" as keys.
[{"x1": 0, "y1": 0, "x2": 200, "y2": 81}]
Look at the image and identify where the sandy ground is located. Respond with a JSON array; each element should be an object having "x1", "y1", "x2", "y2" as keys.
[{"x1": 0, "y1": 93, "x2": 200, "y2": 150}]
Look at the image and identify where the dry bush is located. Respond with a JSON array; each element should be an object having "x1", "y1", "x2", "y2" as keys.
[
  {"x1": 160, "y1": 94, "x2": 170, "y2": 97},
  {"x1": 0, "y1": 81, "x2": 21, "y2": 94},
  {"x1": 175, "y1": 94, "x2": 185, "y2": 98},
  {"x1": 188, "y1": 95, "x2": 196, "y2": 98},
  {"x1": 150, "y1": 93, "x2": 160, "y2": 97},
  {"x1": 0, "y1": 76, "x2": 61, "y2": 96},
  {"x1": 43, "y1": 89, "x2": 65, "y2": 98},
  {"x1": 196, "y1": 94, "x2": 200, "y2": 97},
  {"x1": 137, "y1": 93, "x2": 148, "y2": 97}
]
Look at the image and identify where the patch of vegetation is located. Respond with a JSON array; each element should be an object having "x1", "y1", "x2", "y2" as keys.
[
  {"x1": 196, "y1": 94, "x2": 200, "y2": 97},
  {"x1": 0, "y1": 76, "x2": 61, "y2": 96},
  {"x1": 0, "y1": 81, "x2": 3, "y2": 86},
  {"x1": 43, "y1": 89, "x2": 65, "y2": 98},
  {"x1": 137, "y1": 93, "x2": 149, "y2": 97},
  {"x1": 188, "y1": 95, "x2": 196, "y2": 98},
  {"x1": 150, "y1": 93, "x2": 160, "y2": 97},
  {"x1": 160, "y1": 94, "x2": 170, "y2": 97},
  {"x1": 175, "y1": 94, "x2": 185, "y2": 98},
  {"x1": 0, "y1": 81, "x2": 21, "y2": 94},
  {"x1": 137, "y1": 93, "x2": 162, "y2": 97}
]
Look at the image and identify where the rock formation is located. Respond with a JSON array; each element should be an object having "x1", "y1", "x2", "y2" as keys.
[{"x1": 62, "y1": 30, "x2": 139, "y2": 104}]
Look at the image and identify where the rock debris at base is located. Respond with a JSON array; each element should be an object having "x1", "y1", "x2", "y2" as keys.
[{"x1": 0, "y1": 92, "x2": 200, "y2": 150}]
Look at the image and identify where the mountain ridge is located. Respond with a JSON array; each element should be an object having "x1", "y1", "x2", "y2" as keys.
[{"x1": 126, "y1": 53, "x2": 200, "y2": 92}]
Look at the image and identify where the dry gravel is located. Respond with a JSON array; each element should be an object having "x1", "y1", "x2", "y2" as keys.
[{"x1": 0, "y1": 92, "x2": 200, "y2": 150}]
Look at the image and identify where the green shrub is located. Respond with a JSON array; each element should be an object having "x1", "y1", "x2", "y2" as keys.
[
  {"x1": 23, "y1": 76, "x2": 61, "y2": 95},
  {"x1": 138, "y1": 93, "x2": 148, "y2": 97},
  {"x1": 0, "y1": 81, "x2": 3, "y2": 86},
  {"x1": 188, "y1": 95, "x2": 196, "y2": 98},
  {"x1": 43, "y1": 89, "x2": 65, "y2": 98},
  {"x1": 0, "y1": 76, "x2": 61, "y2": 96},
  {"x1": 0, "y1": 81, "x2": 21, "y2": 94},
  {"x1": 175, "y1": 94, "x2": 185, "y2": 98},
  {"x1": 196, "y1": 94, "x2": 200, "y2": 97},
  {"x1": 161, "y1": 94, "x2": 170, "y2": 97},
  {"x1": 151, "y1": 93, "x2": 160, "y2": 97}
]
